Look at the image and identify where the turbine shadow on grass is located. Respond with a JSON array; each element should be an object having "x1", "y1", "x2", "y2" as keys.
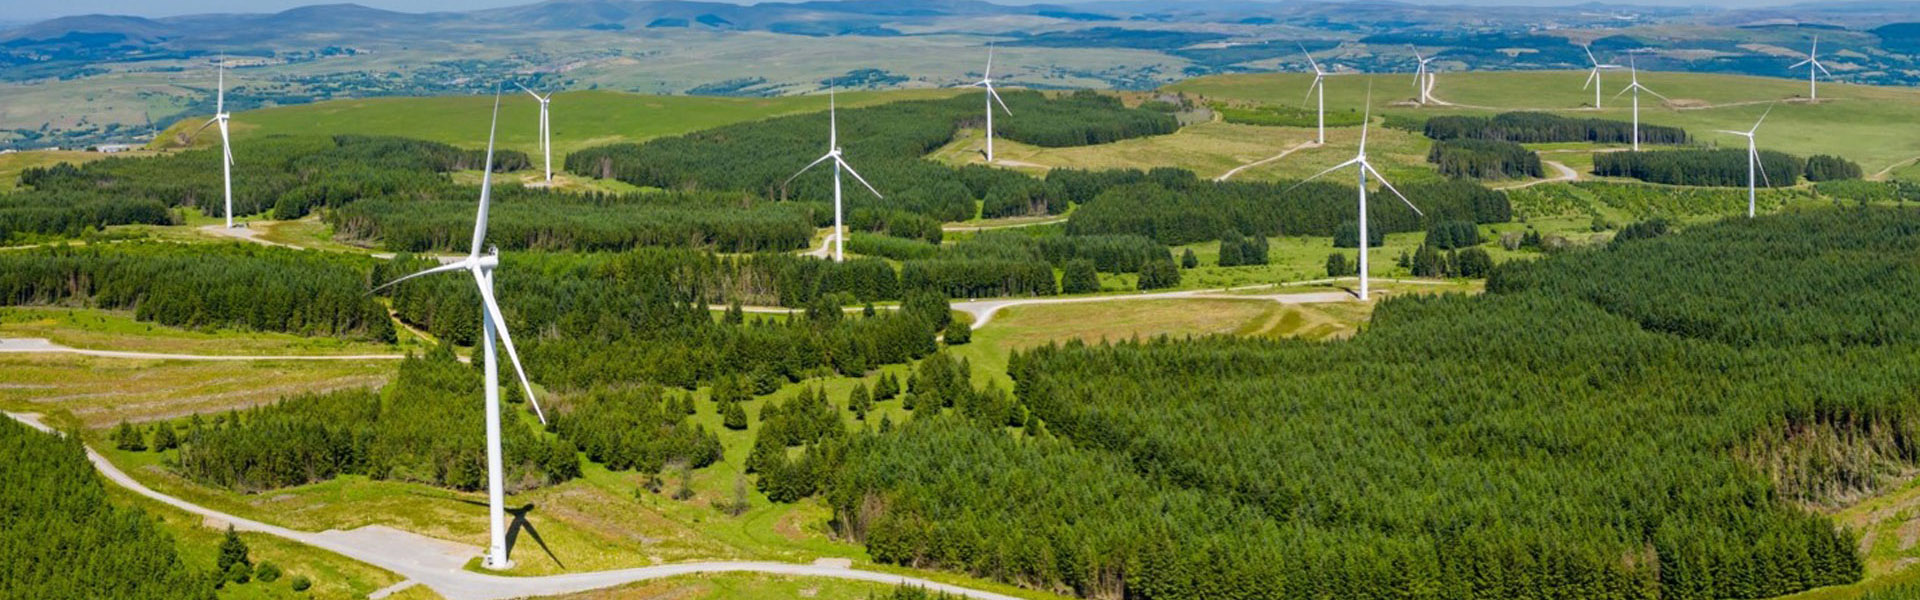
[{"x1": 410, "y1": 491, "x2": 565, "y2": 569}]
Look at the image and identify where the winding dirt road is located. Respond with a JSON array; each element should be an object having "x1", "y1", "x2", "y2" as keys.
[
  {"x1": 1214, "y1": 141, "x2": 1322, "y2": 182},
  {"x1": 3, "y1": 411, "x2": 1024, "y2": 600}
]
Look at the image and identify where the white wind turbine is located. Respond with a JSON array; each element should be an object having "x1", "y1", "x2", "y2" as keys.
[
  {"x1": 189, "y1": 56, "x2": 236, "y2": 228},
  {"x1": 1716, "y1": 105, "x2": 1774, "y2": 218},
  {"x1": 963, "y1": 44, "x2": 1014, "y2": 163},
  {"x1": 1790, "y1": 35, "x2": 1832, "y2": 101},
  {"x1": 1288, "y1": 85, "x2": 1423, "y2": 301},
  {"x1": 1615, "y1": 55, "x2": 1668, "y2": 151},
  {"x1": 1302, "y1": 44, "x2": 1327, "y2": 145},
  {"x1": 1583, "y1": 45, "x2": 1623, "y2": 109},
  {"x1": 1411, "y1": 47, "x2": 1436, "y2": 104},
  {"x1": 372, "y1": 90, "x2": 548, "y2": 571},
  {"x1": 785, "y1": 85, "x2": 883, "y2": 262},
  {"x1": 514, "y1": 82, "x2": 554, "y2": 184}
]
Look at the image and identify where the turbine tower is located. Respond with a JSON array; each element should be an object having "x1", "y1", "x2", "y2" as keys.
[
  {"x1": 1301, "y1": 44, "x2": 1327, "y2": 145},
  {"x1": 1790, "y1": 36, "x2": 1831, "y2": 101},
  {"x1": 963, "y1": 44, "x2": 1014, "y2": 163},
  {"x1": 373, "y1": 90, "x2": 549, "y2": 570},
  {"x1": 515, "y1": 83, "x2": 554, "y2": 184},
  {"x1": 1411, "y1": 47, "x2": 1436, "y2": 104},
  {"x1": 189, "y1": 57, "x2": 236, "y2": 228},
  {"x1": 1615, "y1": 55, "x2": 1668, "y2": 151},
  {"x1": 1288, "y1": 84, "x2": 1424, "y2": 301},
  {"x1": 1583, "y1": 45, "x2": 1623, "y2": 109},
  {"x1": 1716, "y1": 105, "x2": 1774, "y2": 219},
  {"x1": 786, "y1": 85, "x2": 883, "y2": 262}
]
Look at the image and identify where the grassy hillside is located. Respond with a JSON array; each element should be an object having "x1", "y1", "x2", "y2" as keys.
[
  {"x1": 1170, "y1": 71, "x2": 1920, "y2": 180},
  {"x1": 151, "y1": 88, "x2": 965, "y2": 157}
]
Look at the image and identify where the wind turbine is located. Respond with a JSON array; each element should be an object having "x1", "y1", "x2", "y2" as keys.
[
  {"x1": 372, "y1": 90, "x2": 548, "y2": 571},
  {"x1": 189, "y1": 56, "x2": 236, "y2": 228},
  {"x1": 1583, "y1": 45, "x2": 1623, "y2": 109},
  {"x1": 514, "y1": 82, "x2": 554, "y2": 184},
  {"x1": 1716, "y1": 105, "x2": 1774, "y2": 218},
  {"x1": 1615, "y1": 55, "x2": 1669, "y2": 151},
  {"x1": 1411, "y1": 47, "x2": 1436, "y2": 104},
  {"x1": 1301, "y1": 44, "x2": 1327, "y2": 145},
  {"x1": 1790, "y1": 35, "x2": 1831, "y2": 101},
  {"x1": 1287, "y1": 84, "x2": 1423, "y2": 301},
  {"x1": 962, "y1": 44, "x2": 1014, "y2": 162},
  {"x1": 785, "y1": 84, "x2": 883, "y2": 262}
]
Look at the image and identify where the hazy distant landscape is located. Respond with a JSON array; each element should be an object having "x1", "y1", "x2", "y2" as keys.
[{"x1": 6, "y1": 0, "x2": 1920, "y2": 150}]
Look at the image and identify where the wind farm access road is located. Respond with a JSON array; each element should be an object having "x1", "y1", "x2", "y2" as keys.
[{"x1": 2, "y1": 411, "x2": 1025, "y2": 600}]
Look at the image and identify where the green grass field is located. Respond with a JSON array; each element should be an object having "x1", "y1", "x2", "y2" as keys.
[
  {"x1": 0, "y1": 149, "x2": 138, "y2": 190},
  {"x1": 153, "y1": 89, "x2": 965, "y2": 158},
  {"x1": 1170, "y1": 71, "x2": 1920, "y2": 181}
]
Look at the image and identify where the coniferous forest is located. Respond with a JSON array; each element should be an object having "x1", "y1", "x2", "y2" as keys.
[
  {"x1": 748, "y1": 208, "x2": 1917, "y2": 600},
  {"x1": 1, "y1": 418, "x2": 211, "y2": 599}
]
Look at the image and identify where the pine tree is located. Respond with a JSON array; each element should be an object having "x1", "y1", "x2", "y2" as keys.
[
  {"x1": 218, "y1": 525, "x2": 251, "y2": 575},
  {"x1": 722, "y1": 400, "x2": 749, "y2": 431},
  {"x1": 1180, "y1": 248, "x2": 1198, "y2": 269},
  {"x1": 151, "y1": 422, "x2": 179, "y2": 451},
  {"x1": 112, "y1": 421, "x2": 146, "y2": 451}
]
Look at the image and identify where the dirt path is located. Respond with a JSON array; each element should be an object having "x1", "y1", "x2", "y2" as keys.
[
  {"x1": 2, "y1": 411, "x2": 1025, "y2": 600},
  {"x1": 943, "y1": 216, "x2": 1069, "y2": 232},
  {"x1": 1214, "y1": 141, "x2": 1321, "y2": 182},
  {"x1": 1496, "y1": 160, "x2": 1580, "y2": 191},
  {"x1": 0, "y1": 337, "x2": 406, "y2": 361}
]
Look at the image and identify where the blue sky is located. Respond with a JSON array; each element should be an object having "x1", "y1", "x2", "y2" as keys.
[{"x1": 8, "y1": 0, "x2": 1802, "y2": 23}]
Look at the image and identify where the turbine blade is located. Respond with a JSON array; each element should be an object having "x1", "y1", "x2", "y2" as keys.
[
  {"x1": 1815, "y1": 61, "x2": 1832, "y2": 76},
  {"x1": 1359, "y1": 82, "x2": 1373, "y2": 152},
  {"x1": 837, "y1": 157, "x2": 884, "y2": 199},
  {"x1": 515, "y1": 81, "x2": 542, "y2": 100},
  {"x1": 1585, "y1": 45, "x2": 1599, "y2": 66},
  {"x1": 471, "y1": 91, "x2": 502, "y2": 259},
  {"x1": 1304, "y1": 76, "x2": 1321, "y2": 105},
  {"x1": 784, "y1": 153, "x2": 835, "y2": 187},
  {"x1": 1754, "y1": 147, "x2": 1772, "y2": 189},
  {"x1": 1643, "y1": 87, "x2": 1671, "y2": 102},
  {"x1": 1790, "y1": 58, "x2": 1813, "y2": 69},
  {"x1": 476, "y1": 275, "x2": 546, "y2": 425},
  {"x1": 985, "y1": 42, "x2": 994, "y2": 78},
  {"x1": 1715, "y1": 130, "x2": 1750, "y2": 136},
  {"x1": 1584, "y1": 68, "x2": 1598, "y2": 90},
  {"x1": 1364, "y1": 162, "x2": 1423, "y2": 216},
  {"x1": 988, "y1": 86, "x2": 1013, "y2": 115},
  {"x1": 1283, "y1": 158, "x2": 1362, "y2": 193},
  {"x1": 1750, "y1": 104, "x2": 1774, "y2": 132},
  {"x1": 1615, "y1": 85, "x2": 1632, "y2": 99},
  {"x1": 1299, "y1": 43, "x2": 1320, "y2": 71},
  {"x1": 829, "y1": 84, "x2": 838, "y2": 150},
  {"x1": 188, "y1": 117, "x2": 218, "y2": 140},
  {"x1": 370, "y1": 260, "x2": 473, "y2": 294}
]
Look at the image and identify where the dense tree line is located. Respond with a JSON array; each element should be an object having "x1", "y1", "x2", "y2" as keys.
[
  {"x1": 1066, "y1": 178, "x2": 1509, "y2": 245},
  {"x1": 550, "y1": 386, "x2": 720, "y2": 475},
  {"x1": 2, "y1": 135, "x2": 527, "y2": 240},
  {"x1": 0, "y1": 190, "x2": 173, "y2": 244},
  {"x1": 1428, "y1": 138, "x2": 1543, "y2": 180},
  {"x1": 991, "y1": 90, "x2": 1180, "y2": 147},
  {"x1": 1212, "y1": 103, "x2": 1365, "y2": 128},
  {"x1": 0, "y1": 242, "x2": 394, "y2": 341},
  {"x1": 899, "y1": 259, "x2": 1057, "y2": 298},
  {"x1": 174, "y1": 349, "x2": 579, "y2": 493},
  {"x1": 1595, "y1": 149, "x2": 1804, "y2": 187},
  {"x1": 1, "y1": 418, "x2": 212, "y2": 599},
  {"x1": 564, "y1": 92, "x2": 1172, "y2": 224},
  {"x1": 378, "y1": 250, "x2": 945, "y2": 392},
  {"x1": 1805, "y1": 154, "x2": 1864, "y2": 182},
  {"x1": 329, "y1": 192, "x2": 815, "y2": 254},
  {"x1": 1424, "y1": 112, "x2": 1688, "y2": 145},
  {"x1": 803, "y1": 207, "x2": 1918, "y2": 600}
]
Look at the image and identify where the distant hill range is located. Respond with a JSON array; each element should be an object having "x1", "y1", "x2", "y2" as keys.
[{"x1": 5, "y1": 0, "x2": 1920, "y2": 150}]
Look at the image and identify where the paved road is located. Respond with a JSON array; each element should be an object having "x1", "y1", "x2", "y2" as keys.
[
  {"x1": 2, "y1": 411, "x2": 1023, "y2": 600},
  {"x1": 0, "y1": 338, "x2": 406, "y2": 361},
  {"x1": 1214, "y1": 141, "x2": 1321, "y2": 182}
]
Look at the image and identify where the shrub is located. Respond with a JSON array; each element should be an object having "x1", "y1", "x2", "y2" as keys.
[
  {"x1": 1326, "y1": 253, "x2": 1353, "y2": 277},
  {"x1": 1137, "y1": 258, "x2": 1181, "y2": 290},
  {"x1": 254, "y1": 562, "x2": 281, "y2": 583},
  {"x1": 722, "y1": 401, "x2": 749, "y2": 431},
  {"x1": 945, "y1": 322, "x2": 972, "y2": 346},
  {"x1": 290, "y1": 575, "x2": 311, "y2": 592}
]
